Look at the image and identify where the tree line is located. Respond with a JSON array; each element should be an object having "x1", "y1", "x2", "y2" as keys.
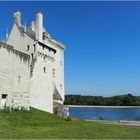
[{"x1": 64, "y1": 94, "x2": 140, "y2": 106}]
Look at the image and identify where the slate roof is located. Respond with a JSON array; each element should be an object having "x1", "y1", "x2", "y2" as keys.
[
  {"x1": 16, "y1": 24, "x2": 63, "y2": 51},
  {"x1": 20, "y1": 25, "x2": 36, "y2": 40}
]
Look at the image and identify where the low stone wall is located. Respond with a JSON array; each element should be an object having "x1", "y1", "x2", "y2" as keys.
[{"x1": 53, "y1": 101, "x2": 69, "y2": 117}]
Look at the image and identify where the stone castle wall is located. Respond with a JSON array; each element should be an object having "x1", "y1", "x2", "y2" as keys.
[
  {"x1": 30, "y1": 43, "x2": 55, "y2": 113},
  {"x1": 43, "y1": 38, "x2": 65, "y2": 102},
  {"x1": 0, "y1": 42, "x2": 30, "y2": 109}
]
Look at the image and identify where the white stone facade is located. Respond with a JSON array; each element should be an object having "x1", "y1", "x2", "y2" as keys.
[
  {"x1": 0, "y1": 11, "x2": 65, "y2": 115},
  {"x1": 0, "y1": 42, "x2": 30, "y2": 110}
]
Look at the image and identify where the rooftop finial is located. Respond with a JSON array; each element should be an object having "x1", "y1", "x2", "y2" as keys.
[
  {"x1": 6, "y1": 28, "x2": 9, "y2": 41},
  {"x1": 31, "y1": 21, "x2": 35, "y2": 31}
]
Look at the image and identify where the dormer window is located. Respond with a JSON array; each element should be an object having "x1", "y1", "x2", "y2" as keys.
[{"x1": 27, "y1": 45, "x2": 30, "y2": 51}]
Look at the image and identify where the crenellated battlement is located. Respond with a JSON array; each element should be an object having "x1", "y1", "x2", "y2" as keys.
[
  {"x1": 37, "y1": 49, "x2": 55, "y2": 62},
  {"x1": 0, "y1": 42, "x2": 30, "y2": 62}
]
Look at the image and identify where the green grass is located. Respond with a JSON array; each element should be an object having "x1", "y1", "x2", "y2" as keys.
[{"x1": 0, "y1": 107, "x2": 140, "y2": 139}]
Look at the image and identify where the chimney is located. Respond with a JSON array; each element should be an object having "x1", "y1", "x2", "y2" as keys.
[
  {"x1": 31, "y1": 21, "x2": 35, "y2": 31},
  {"x1": 36, "y1": 11, "x2": 43, "y2": 41},
  {"x1": 13, "y1": 11, "x2": 21, "y2": 26}
]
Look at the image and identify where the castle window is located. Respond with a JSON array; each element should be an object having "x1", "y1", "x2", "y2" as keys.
[
  {"x1": 33, "y1": 44, "x2": 36, "y2": 52},
  {"x1": 44, "y1": 56, "x2": 46, "y2": 62},
  {"x1": 44, "y1": 67, "x2": 46, "y2": 73},
  {"x1": 60, "y1": 84, "x2": 62, "y2": 89},
  {"x1": 27, "y1": 45, "x2": 30, "y2": 51},
  {"x1": 60, "y1": 61, "x2": 63, "y2": 66},
  {"x1": 31, "y1": 53, "x2": 33, "y2": 60},
  {"x1": 30, "y1": 65, "x2": 33, "y2": 77},
  {"x1": 18, "y1": 76, "x2": 20, "y2": 83},
  {"x1": 53, "y1": 69, "x2": 55, "y2": 78},
  {"x1": 30, "y1": 71, "x2": 33, "y2": 77},
  {"x1": 2, "y1": 94, "x2": 7, "y2": 99}
]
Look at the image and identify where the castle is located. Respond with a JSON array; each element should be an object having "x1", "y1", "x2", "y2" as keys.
[{"x1": 0, "y1": 11, "x2": 66, "y2": 116}]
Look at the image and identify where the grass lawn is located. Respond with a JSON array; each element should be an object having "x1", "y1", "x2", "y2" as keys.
[{"x1": 0, "y1": 107, "x2": 140, "y2": 139}]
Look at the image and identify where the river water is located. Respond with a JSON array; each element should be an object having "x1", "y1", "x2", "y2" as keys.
[{"x1": 69, "y1": 107, "x2": 140, "y2": 121}]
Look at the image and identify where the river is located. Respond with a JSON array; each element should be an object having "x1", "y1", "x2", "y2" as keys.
[{"x1": 69, "y1": 106, "x2": 140, "y2": 121}]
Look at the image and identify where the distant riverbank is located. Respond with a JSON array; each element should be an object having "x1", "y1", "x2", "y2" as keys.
[
  {"x1": 68, "y1": 105, "x2": 140, "y2": 108},
  {"x1": 65, "y1": 94, "x2": 140, "y2": 106}
]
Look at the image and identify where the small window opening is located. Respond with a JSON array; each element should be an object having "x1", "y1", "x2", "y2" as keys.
[
  {"x1": 53, "y1": 69, "x2": 55, "y2": 78},
  {"x1": 44, "y1": 56, "x2": 46, "y2": 62},
  {"x1": 18, "y1": 76, "x2": 20, "y2": 83},
  {"x1": 60, "y1": 61, "x2": 63, "y2": 66},
  {"x1": 30, "y1": 71, "x2": 33, "y2": 77},
  {"x1": 2, "y1": 94, "x2": 7, "y2": 99},
  {"x1": 44, "y1": 67, "x2": 46, "y2": 73},
  {"x1": 27, "y1": 45, "x2": 30, "y2": 51},
  {"x1": 31, "y1": 53, "x2": 33, "y2": 60},
  {"x1": 30, "y1": 65, "x2": 33, "y2": 77},
  {"x1": 33, "y1": 44, "x2": 36, "y2": 52},
  {"x1": 60, "y1": 84, "x2": 63, "y2": 89}
]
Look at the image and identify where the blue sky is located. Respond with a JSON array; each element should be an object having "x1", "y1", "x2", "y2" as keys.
[{"x1": 0, "y1": 1, "x2": 140, "y2": 96}]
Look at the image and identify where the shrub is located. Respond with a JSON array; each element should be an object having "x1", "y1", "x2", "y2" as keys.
[
  {"x1": 0, "y1": 106, "x2": 29, "y2": 113},
  {"x1": 0, "y1": 107, "x2": 10, "y2": 113},
  {"x1": 98, "y1": 116, "x2": 105, "y2": 120},
  {"x1": 65, "y1": 116, "x2": 72, "y2": 121}
]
